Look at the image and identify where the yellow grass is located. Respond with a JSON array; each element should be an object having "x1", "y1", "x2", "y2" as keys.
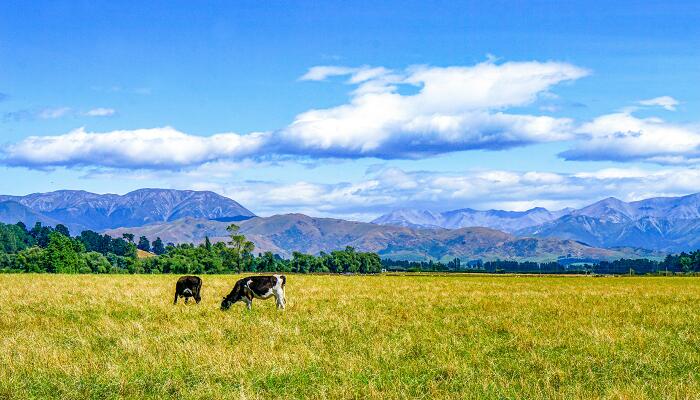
[
  {"x1": 0, "y1": 274, "x2": 699, "y2": 399},
  {"x1": 135, "y1": 249, "x2": 156, "y2": 259}
]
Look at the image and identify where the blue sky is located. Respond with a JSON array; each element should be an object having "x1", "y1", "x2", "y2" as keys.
[{"x1": 1, "y1": 1, "x2": 699, "y2": 220}]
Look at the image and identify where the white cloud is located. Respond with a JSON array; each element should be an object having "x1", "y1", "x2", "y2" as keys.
[
  {"x1": 84, "y1": 108, "x2": 116, "y2": 117},
  {"x1": 180, "y1": 166, "x2": 700, "y2": 220},
  {"x1": 299, "y1": 65, "x2": 391, "y2": 82},
  {"x1": 38, "y1": 107, "x2": 71, "y2": 119},
  {"x1": 4, "y1": 60, "x2": 589, "y2": 169},
  {"x1": 560, "y1": 111, "x2": 700, "y2": 164},
  {"x1": 299, "y1": 66, "x2": 361, "y2": 81},
  {"x1": 3, "y1": 127, "x2": 269, "y2": 169},
  {"x1": 639, "y1": 96, "x2": 679, "y2": 111},
  {"x1": 10, "y1": 62, "x2": 698, "y2": 170},
  {"x1": 282, "y1": 60, "x2": 588, "y2": 158}
]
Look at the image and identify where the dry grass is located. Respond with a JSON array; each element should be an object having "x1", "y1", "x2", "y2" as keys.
[{"x1": 0, "y1": 274, "x2": 699, "y2": 399}]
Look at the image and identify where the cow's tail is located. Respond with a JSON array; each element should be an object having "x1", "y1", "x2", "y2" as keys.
[{"x1": 280, "y1": 275, "x2": 286, "y2": 288}]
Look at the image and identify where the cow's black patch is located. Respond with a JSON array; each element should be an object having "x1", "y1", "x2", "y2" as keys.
[{"x1": 174, "y1": 275, "x2": 202, "y2": 305}]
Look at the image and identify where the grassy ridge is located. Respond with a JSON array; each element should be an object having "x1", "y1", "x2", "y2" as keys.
[{"x1": 1, "y1": 275, "x2": 699, "y2": 399}]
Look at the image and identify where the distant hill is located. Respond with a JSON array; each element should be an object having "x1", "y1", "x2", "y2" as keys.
[
  {"x1": 0, "y1": 200, "x2": 81, "y2": 231},
  {"x1": 518, "y1": 194, "x2": 700, "y2": 252},
  {"x1": 374, "y1": 193, "x2": 700, "y2": 252},
  {"x1": 372, "y1": 207, "x2": 571, "y2": 232},
  {"x1": 104, "y1": 214, "x2": 655, "y2": 262},
  {"x1": 0, "y1": 189, "x2": 255, "y2": 231}
]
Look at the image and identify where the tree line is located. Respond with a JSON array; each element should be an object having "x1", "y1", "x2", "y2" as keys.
[
  {"x1": 382, "y1": 253, "x2": 700, "y2": 275},
  {"x1": 0, "y1": 221, "x2": 382, "y2": 274},
  {"x1": 1, "y1": 221, "x2": 698, "y2": 275}
]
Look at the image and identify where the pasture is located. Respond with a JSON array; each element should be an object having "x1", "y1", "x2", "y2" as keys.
[{"x1": 0, "y1": 274, "x2": 699, "y2": 399}]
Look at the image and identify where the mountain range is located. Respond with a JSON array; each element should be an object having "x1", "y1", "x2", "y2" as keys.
[
  {"x1": 0, "y1": 189, "x2": 254, "y2": 233},
  {"x1": 0, "y1": 188, "x2": 698, "y2": 259},
  {"x1": 373, "y1": 193, "x2": 700, "y2": 252},
  {"x1": 104, "y1": 215, "x2": 653, "y2": 262},
  {"x1": 372, "y1": 207, "x2": 572, "y2": 232}
]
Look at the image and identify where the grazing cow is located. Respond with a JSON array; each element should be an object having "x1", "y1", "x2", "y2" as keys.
[
  {"x1": 174, "y1": 275, "x2": 202, "y2": 305},
  {"x1": 220, "y1": 275, "x2": 286, "y2": 310}
]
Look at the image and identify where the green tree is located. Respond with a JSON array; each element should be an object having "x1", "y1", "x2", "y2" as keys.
[
  {"x1": 679, "y1": 256, "x2": 693, "y2": 273},
  {"x1": 111, "y1": 237, "x2": 137, "y2": 258},
  {"x1": 122, "y1": 233, "x2": 134, "y2": 243},
  {"x1": 16, "y1": 246, "x2": 47, "y2": 272},
  {"x1": 30, "y1": 222, "x2": 53, "y2": 247},
  {"x1": 0, "y1": 222, "x2": 35, "y2": 253},
  {"x1": 152, "y1": 237, "x2": 165, "y2": 255},
  {"x1": 55, "y1": 224, "x2": 70, "y2": 237},
  {"x1": 82, "y1": 251, "x2": 111, "y2": 273},
  {"x1": 137, "y1": 236, "x2": 151, "y2": 252},
  {"x1": 224, "y1": 224, "x2": 255, "y2": 273},
  {"x1": 44, "y1": 232, "x2": 84, "y2": 273}
]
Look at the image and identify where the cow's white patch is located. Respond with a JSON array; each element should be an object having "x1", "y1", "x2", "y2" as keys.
[
  {"x1": 273, "y1": 275, "x2": 286, "y2": 309},
  {"x1": 240, "y1": 275, "x2": 286, "y2": 310}
]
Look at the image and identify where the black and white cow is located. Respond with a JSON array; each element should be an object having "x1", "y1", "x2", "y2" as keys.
[
  {"x1": 174, "y1": 275, "x2": 202, "y2": 305},
  {"x1": 220, "y1": 275, "x2": 286, "y2": 310}
]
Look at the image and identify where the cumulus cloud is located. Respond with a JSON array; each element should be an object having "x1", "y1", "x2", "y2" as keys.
[
  {"x1": 6, "y1": 63, "x2": 696, "y2": 170},
  {"x1": 282, "y1": 60, "x2": 588, "y2": 158},
  {"x1": 639, "y1": 96, "x2": 679, "y2": 111},
  {"x1": 3, "y1": 127, "x2": 269, "y2": 169},
  {"x1": 560, "y1": 111, "x2": 700, "y2": 164},
  {"x1": 3, "y1": 60, "x2": 589, "y2": 169},
  {"x1": 84, "y1": 108, "x2": 116, "y2": 117}
]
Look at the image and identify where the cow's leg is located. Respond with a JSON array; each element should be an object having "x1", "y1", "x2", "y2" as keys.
[
  {"x1": 274, "y1": 288, "x2": 286, "y2": 309},
  {"x1": 245, "y1": 292, "x2": 254, "y2": 310},
  {"x1": 185, "y1": 297, "x2": 189, "y2": 304},
  {"x1": 174, "y1": 292, "x2": 178, "y2": 305}
]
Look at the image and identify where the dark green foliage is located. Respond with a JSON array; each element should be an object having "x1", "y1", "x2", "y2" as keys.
[
  {"x1": 383, "y1": 256, "x2": 692, "y2": 275},
  {"x1": 137, "y1": 236, "x2": 150, "y2": 252},
  {"x1": 0, "y1": 222, "x2": 35, "y2": 253},
  {"x1": 30, "y1": 222, "x2": 53, "y2": 247},
  {"x1": 16, "y1": 247, "x2": 46, "y2": 272},
  {"x1": 151, "y1": 237, "x2": 165, "y2": 255},
  {"x1": 382, "y1": 257, "x2": 462, "y2": 272},
  {"x1": 44, "y1": 232, "x2": 85, "y2": 273},
  {"x1": 55, "y1": 224, "x2": 70, "y2": 237},
  {"x1": 76, "y1": 230, "x2": 136, "y2": 257}
]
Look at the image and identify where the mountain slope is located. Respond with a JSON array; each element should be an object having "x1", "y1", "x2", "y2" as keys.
[
  {"x1": 0, "y1": 201, "x2": 80, "y2": 231},
  {"x1": 104, "y1": 214, "x2": 652, "y2": 261},
  {"x1": 372, "y1": 207, "x2": 571, "y2": 232},
  {"x1": 0, "y1": 189, "x2": 255, "y2": 231},
  {"x1": 517, "y1": 193, "x2": 700, "y2": 252},
  {"x1": 375, "y1": 193, "x2": 700, "y2": 252}
]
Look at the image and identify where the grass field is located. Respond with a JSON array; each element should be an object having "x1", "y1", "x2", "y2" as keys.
[{"x1": 1, "y1": 274, "x2": 699, "y2": 399}]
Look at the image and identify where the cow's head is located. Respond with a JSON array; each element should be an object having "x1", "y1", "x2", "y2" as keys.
[{"x1": 220, "y1": 281, "x2": 243, "y2": 310}]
